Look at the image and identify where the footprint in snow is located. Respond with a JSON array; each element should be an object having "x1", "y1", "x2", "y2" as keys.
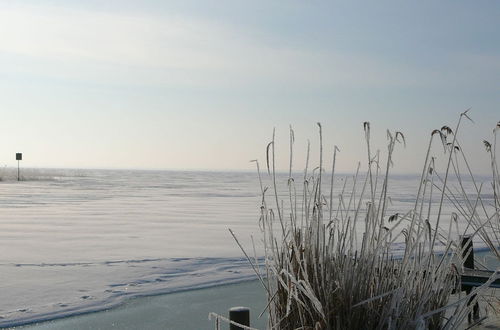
[{"x1": 17, "y1": 308, "x2": 31, "y2": 313}]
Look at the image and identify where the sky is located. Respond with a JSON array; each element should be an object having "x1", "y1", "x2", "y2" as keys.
[{"x1": 0, "y1": 0, "x2": 498, "y2": 174}]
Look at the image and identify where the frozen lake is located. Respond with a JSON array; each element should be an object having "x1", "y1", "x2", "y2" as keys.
[
  {"x1": 12, "y1": 280, "x2": 268, "y2": 330},
  {"x1": 0, "y1": 169, "x2": 263, "y2": 327},
  {"x1": 0, "y1": 168, "x2": 494, "y2": 327},
  {"x1": 10, "y1": 251, "x2": 500, "y2": 330}
]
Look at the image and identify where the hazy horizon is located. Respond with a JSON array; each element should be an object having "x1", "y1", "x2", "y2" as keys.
[{"x1": 1, "y1": 1, "x2": 498, "y2": 175}]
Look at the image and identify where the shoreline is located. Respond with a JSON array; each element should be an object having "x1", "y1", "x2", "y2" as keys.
[
  {"x1": 8, "y1": 279, "x2": 267, "y2": 330},
  {"x1": 4, "y1": 247, "x2": 498, "y2": 329},
  {"x1": 2, "y1": 275, "x2": 261, "y2": 329}
]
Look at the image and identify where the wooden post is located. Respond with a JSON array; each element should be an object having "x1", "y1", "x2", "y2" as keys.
[
  {"x1": 229, "y1": 306, "x2": 250, "y2": 330},
  {"x1": 460, "y1": 235, "x2": 479, "y2": 323}
]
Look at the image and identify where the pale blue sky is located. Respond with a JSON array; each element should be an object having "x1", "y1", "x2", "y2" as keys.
[{"x1": 0, "y1": 1, "x2": 498, "y2": 173}]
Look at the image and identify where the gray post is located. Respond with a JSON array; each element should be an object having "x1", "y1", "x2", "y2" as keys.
[
  {"x1": 16, "y1": 153, "x2": 22, "y2": 181},
  {"x1": 229, "y1": 306, "x2": 250, "y2": 330}
]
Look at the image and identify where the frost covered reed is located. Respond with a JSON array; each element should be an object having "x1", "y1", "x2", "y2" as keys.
[
  {"x1": 235, "y1": 112, "x2": 498, "y2": 329},
  {"x1": 460, "y1": 121, "x2": 500, "y2": 262}
]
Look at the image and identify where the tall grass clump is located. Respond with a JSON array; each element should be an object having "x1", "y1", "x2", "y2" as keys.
[
  {"x1": 238, "y1": 112, "x2": 496, "y2": 329},
  {"x1": 456, "y1": 121, "x2": 500, "y2": 262}
]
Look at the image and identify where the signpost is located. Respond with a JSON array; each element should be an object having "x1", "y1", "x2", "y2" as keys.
[{"x1": 16, "y1": 153, "x2": 22, "y2": 181}]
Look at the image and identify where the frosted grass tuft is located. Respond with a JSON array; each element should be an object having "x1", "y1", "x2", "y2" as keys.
[{"x1": 227, "y1": 114, "x2": 499, "y2": 329}]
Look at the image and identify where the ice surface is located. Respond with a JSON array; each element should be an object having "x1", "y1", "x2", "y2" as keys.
[
  {"x1": 0, "y1": 169, "x2": 494, "y2": 327},
  {"x1": 14, "y1": 280, "x2": 268, "y2": 330},
  {"x1": 14, "y1": 252, "x2": 499, "y2": 330},
  {"x1": 0, "y1": 169, "x2": 264, "y2": 327}
]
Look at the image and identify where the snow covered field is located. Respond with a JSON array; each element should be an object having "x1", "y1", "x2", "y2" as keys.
[{"x1": 0, "y1": 169, "x2": 494, "y2": 327}]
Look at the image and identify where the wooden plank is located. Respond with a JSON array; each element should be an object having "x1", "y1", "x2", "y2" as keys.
[{"x1": 461, "y1": 268, "x2": 500, "y2": 288}]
